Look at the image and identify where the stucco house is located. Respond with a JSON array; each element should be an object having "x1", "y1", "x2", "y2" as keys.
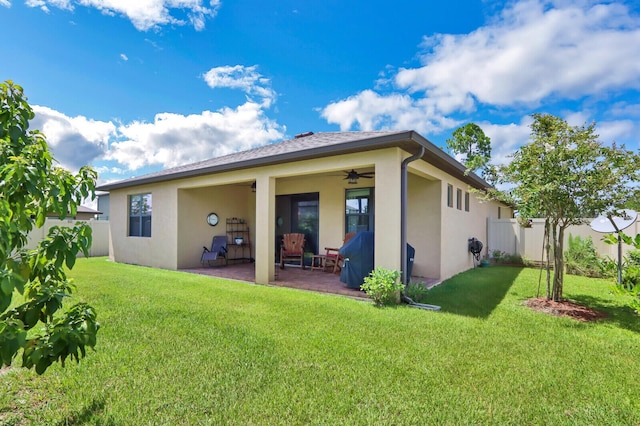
[
  {"x1": 97, "y1": 130, "x2": 512, "y2": 285},
  {"x1": 46, "y1": 205, "x2": 102, "y2": 221}
]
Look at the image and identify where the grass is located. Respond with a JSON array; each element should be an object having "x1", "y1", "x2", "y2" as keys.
[{"x1": 1, "y1": 258, "x2": 639, "y2": 425}]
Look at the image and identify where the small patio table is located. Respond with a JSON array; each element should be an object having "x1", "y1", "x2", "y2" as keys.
[{"x1": 310, "y1": 254, "x2": 327, "y2": 271}]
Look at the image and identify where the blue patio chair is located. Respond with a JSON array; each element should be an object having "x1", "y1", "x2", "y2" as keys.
[{"x1": 201, "y1": 235, "x2": 228, "y2": 266}]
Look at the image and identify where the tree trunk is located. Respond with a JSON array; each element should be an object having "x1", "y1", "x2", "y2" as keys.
[
  {"x1": 545, "y1": 219, "x2": 551, "y2": 299},
  {"x1": 552, "y1": 226, "x2": 565, "y2": 301}
]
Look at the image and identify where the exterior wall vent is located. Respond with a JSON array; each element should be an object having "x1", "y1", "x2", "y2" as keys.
[{"x1": 294, "y1": 131, "x2": 314, "y2": 139}]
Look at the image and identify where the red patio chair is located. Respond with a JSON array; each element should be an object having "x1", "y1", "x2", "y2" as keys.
[
  {"x1": 324, "y1": 232, "x2": 356, "y2": 274},
  {"x1": 280, "y1": 233, "x2": 306, "y2": 269}
]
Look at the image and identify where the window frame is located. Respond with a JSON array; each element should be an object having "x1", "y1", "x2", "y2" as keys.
[
  {"x1": 447, "y1": 184, "x2": 454, "y2": 208},
  {"x1": 345, "y1": 187, "x2": 374, "y2": 234},
  {"x1": 128, "y1": 193, "x2": 152, "y2": 237},
  {"x1": 464, "y1": 191, "x2": 470, "y2": 212},
  {"x1": 456, "y1": 188, "x2": 462, "y2": 210}
]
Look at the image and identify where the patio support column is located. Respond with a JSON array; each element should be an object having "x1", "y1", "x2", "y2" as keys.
[
  {"x1": 374, "y1": 151, "x2": 402, "y2": 272},
  {"x1": 255, "y1": 175, "x2": 275, "y2": 284}
]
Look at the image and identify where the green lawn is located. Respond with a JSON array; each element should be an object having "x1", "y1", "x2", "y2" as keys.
[{"x1": 1, "y1": 258, "x2": 639, "y2": 425}]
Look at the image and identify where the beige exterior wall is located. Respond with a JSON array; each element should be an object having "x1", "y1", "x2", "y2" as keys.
[
  {"x1": 176, "y1": 185, "x2": 252, "y2": 269},
  {"x1": 106, "y1": 146, "x2": 509, "y2": 283},
  {"x1": 406, "y1": 173, "x2": 441, "y2": 278},
  {"x1": 407, "y1": 157, "x2": 510, "y2": 281},
  {"x1": 108, "y1": 182, "x2": 179, "y2": 269}
]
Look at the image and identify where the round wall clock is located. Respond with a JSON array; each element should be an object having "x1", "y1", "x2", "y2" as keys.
[{"x1": 207, "y1": 212, "x2": 219, "y2": 226}]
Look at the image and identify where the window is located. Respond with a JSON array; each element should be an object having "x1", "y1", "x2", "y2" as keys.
[
  {"x1": 456, "y1": 188, "x2": 462, "y2": 210},
  {"x1": 447, "y1": 184, "x2": 453, "y2": 208},
  {"x1": 346, "y1": 188, "x2": 374, "y2": 233},
  {"x1": 465, "y1": 192, "x2": 470, "y2": 212},
  {"x1": 498, "y1": 206, "x2": 502, "y2": 219},
  {"x1": 129, "y1": 193, "x2": 152, "y2": 237}
]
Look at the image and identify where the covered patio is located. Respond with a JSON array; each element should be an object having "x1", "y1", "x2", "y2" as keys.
[{"x1": 180, "y1": 263, "x2": 440, "y2": 298}]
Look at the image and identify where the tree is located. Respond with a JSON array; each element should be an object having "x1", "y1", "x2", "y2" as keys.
[
  {"x1": 493, "y1": 113, "x2": 640, "y2": 301},
  {"x1": 446, "y1": 123, "x2": 492, "y2": 175},
  {"x1": 0, "y1": 81, "x2": 99, "y2": 374}
]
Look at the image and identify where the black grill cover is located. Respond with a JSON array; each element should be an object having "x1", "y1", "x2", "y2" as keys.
[
  {"x1": 339, "y1": 231, "x2": 375, "y2": 289},
  {"x1": 406, "y1": 243, "x2": 415, "y2": 279}
]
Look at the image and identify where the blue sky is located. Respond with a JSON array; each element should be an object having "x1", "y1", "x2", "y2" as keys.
[{"x1": 2, "y1": 0, "x2": 639, "y2": 186}]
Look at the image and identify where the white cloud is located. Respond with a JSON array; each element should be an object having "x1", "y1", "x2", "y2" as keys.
[
  {"x1": 94, "y1": 165, "x2": 128, "y2": 176},
  {"x1": 595, "y1": 119, "x2": 636, "y2": 145},
  {"x1": 30, "y1": 100, "x2": 285, "y2": 179},
  {"x1": 321, "y1": 1, "x2": 640, "y2": 137},
  {"x1": 120, "y1": 53, "x2": 128, "y2": 61},
  {"x1": 26, "y1": 0, "x2": 72, "y2": 12},
  {"x1": 321, "y1": 89, "x2": 459, "y2": 135},
  {"x1": 479, "y1": 118, "x2": 533, "y2": 165},
  {"x1": 608, "y1": 101, "x2": 640, "y2": 118},
  {"x1": 25, "y1": 0, "x2": 221, "y2": 31},
  {"x1": 202, "y1": 65, "x2": 277, "y2": 108},
  {"x1": 31, "y1": 106, "x2": 116, "y2": 171},
  {"x1": 106, "y1": 101, "x2": 284, "y2": 170},
  {"x1": 396, "y1": 0, "x2": 640, "y2": 109},
  {"x1": 0, "y1": 0, "x2": 11, "y2": 7}
]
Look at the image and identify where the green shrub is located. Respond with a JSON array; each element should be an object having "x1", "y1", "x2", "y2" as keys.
[
  {"x1": 361, "y1": 267, "x2": 403, "y2": 307},
  {"x1": 405, "y1": 281, "x2": 430, "y2": 304},
  {"x1": 564, "y1": 234, "x2": 603, "y2": 277},
  {"x1": 611, "y1": 281, "x2": 640, "y2": 313},
  {"x1": 490, "y1": 250, "x2": 523, "y2": 265},
  {"x1": 520, "y1": 255, "x2": 535, "y2": 267},
  {"x1": 491, "y1": 250, "x2": 504, "y2": 263},
  {"x1": 503, "y1": 253, "x2": 523, "y2": 265},
  {"x1": 626, "y1": 249, "x2": 640, "y2": 268},
  {"x1": 623, "y1": 264, "x2": 640, "y2": 289},
  {"x1": 600, "y1": 257, "x2": 618, "y2": 279}
]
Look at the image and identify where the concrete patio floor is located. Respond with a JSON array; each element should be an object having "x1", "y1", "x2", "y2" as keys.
[{"x1": 180, "y1": 262, "x2": 440, "y2": 299}]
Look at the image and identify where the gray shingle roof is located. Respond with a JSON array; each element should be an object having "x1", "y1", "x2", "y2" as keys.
[{"x1": 97, "y1": 130, "x2": 490, "y2": 191}]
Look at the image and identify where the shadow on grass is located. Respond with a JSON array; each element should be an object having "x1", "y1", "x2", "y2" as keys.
[
  {"x1": 424, "y1": 266, "x2": 523, "y2": 319},
  {"x1": 569, "y1": 294, "x2": 640, "y2": 334},
  {"x1": 56, "y1": 398, "x2": 112, "y2": 426}
]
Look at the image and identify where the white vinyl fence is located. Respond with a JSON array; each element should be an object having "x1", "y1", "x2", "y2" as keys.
[
  {"x1": 25, "y1": 219, "x2": 110, "y2": 257},
  {"x1": 487, "y1": 218, "x2": 640, "y2": 262}
]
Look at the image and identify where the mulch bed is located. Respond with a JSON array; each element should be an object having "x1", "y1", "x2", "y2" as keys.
[{"x1": 524, "y1": 297, "x2": 608, "y2": 322}]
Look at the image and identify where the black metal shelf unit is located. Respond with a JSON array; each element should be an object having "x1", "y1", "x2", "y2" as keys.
[{"x1": 226, "y1": 218, "x2": 253, "y2": 263}]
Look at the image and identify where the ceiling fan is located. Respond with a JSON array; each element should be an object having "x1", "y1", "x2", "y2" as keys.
[{"x1": 343, "y1": 169, "x2": 374, "y2": 184}]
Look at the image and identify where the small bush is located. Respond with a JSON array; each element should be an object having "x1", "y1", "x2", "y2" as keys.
[
  {"x1": 491, "y1": 250, "x2": 523, "y2": 265},
  {"x1": 491, "y1": 250, "x2": 504, "y2": 263},
  {"x1": 611, "y1": 282, "x2": 640, "y2": 314},
  {"x1": 361, "y1": 267, "x2": 403, "y2": 307},
  {"x1": 623, "y1": 264, "x2": 640, "y2": 289},
  {"x1": 626, "y1": 249, "x2": 640, "y2": 268},
  {"x1": 405, "y1": 281, "x2": 430, "y2": 304},
  {"x1": 503, "y1": 253, "x2": 523, "y2": 265},
  {"x1": 564, "y1": 234, "x2": 603, "y2": 278},
  {"x1": 600, "y1": 258, "x2": 618, "y2": 279},
  {"x1": 520, "y1": 255, "x2": 535, "y2": 267}
]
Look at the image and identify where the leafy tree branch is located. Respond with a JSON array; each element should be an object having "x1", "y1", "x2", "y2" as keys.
[{"x1": 0, "y1": 80, "x2": 99, "y2": 374}]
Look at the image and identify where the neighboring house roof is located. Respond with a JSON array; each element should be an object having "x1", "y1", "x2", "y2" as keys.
[
  {"x1": 46, "y1": 205, "x2": 102, "y2": 217},
  {"x1": 97, "y1": 130, "x2": 491, "y2": 191},
  {"x1": 77, "y1": 205, "x2": 102, "y2": 214}
]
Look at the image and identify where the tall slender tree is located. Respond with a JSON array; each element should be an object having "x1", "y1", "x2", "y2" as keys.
[
  {"x1": 494, "y1": 114, "x2": 640, "y2": 301},
  {"x1": 446, "y1": 123, "x2": 492, "y2": 176},
  {"x1": 0, "y1": 81, "x2": 99, "y2": 374}
]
